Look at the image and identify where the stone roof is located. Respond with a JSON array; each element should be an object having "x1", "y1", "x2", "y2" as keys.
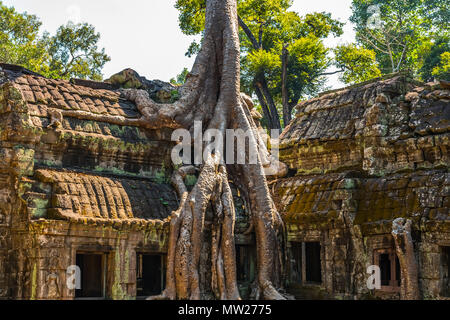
[
  {"x1": 275, "y1": 73, "x2": 449, "y2": 229},
  {"x1": 280, "y1": 74, "x2": 417, "y2": 146},
  {"x1": 274, "y1": 170, "x2": 449, "y2": 232},
  {"x1": 22, "y1": 169, "x2": 178, "y2": 228},
  {"x1": 1, "y1": 67, "x2": 142, "y2": 123},
  {"x1": 0, "y1": 64, "x2": 175, "y2": 178},
  {"x1": 0, "y1": 64, "x2": 178, "y2": 227},
  {"x1": 279, "y1": 74, "x2": 450, "y2": 176}
]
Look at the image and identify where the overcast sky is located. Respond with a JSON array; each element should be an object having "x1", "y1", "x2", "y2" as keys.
[{"x1": 3, "y1": 0, "x2": 356, "y2": 89}]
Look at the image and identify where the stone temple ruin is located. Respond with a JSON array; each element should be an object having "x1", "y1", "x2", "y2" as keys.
[{"x1": 0, "y1": 63, "x2": 448, "y2": 300}]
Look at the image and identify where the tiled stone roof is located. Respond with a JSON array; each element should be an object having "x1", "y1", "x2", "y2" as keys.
[
  {"x1": 23, "y1": 169, "x2": 178, "y2": 227},
  {"x1": 12, "y1": 73, "x2": 139, "y2": 119},
  {"x1": 280, "y1": 75, "x2": 415, "y2": 146},
  {"x1": 279, "y1": 74, "x2": 450, "y2": 176},
  {"x1": 274, "y1": 170, "x2": 449, "y2": 228}
]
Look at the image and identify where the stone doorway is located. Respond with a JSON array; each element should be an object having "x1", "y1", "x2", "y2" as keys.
[
  {"x1": 136, "y1": 253, "x2": 165, "y2": 298},
  {"x1": 75, "y1": 253, "x2": 106, "y2": 299}
]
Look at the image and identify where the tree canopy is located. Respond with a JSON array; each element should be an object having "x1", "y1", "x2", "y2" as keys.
[
  {"x1": 334, "y1": 44, "x2": 381, "y2": 84},
  {"x1": 0, "y1": 1, "x2": 48, "y2": 74},
  {"x1": 175, "y1": 0, "x2": 352, "y2": 129},
  {"x1": 46, "y1": 22, "x2": 110, "y2": 81},
  {"x1": 349, "y1": 0, "x2": 449, "y2": 81},
  {"x1": 0, "y1": 1, "x2": 110, "y2": 80}
]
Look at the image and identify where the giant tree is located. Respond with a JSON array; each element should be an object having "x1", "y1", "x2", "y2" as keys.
[{"x1": 121, "y1": 0, "x2": 286, "y2": 300}]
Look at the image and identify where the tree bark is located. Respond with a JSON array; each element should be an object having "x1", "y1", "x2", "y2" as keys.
[
  {"x1": 392, "y1": 218, "x2": 420, "y2": 300},
  {"x1": 121, "y1": 0, "x2": 286, "y2": 300},
  {"x1": 254, "y1": 84, "x2": 274, "y2": 130},
  {"x1": 281, "y1": 46, "x2": 290, "y2": 127},
  {"x1": 238, "y1": 15, "x2": 281, "y2": 131},
  {"x1": 255, "y1": 75, "x2": 282, "y2": 131}
]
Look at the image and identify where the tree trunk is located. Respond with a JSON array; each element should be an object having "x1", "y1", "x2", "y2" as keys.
[
  {"x1": 238, "y1": 13, "x2": 281, "y2": 132},
  {"x1": 121, "y1": 0, "x2": 286, "y2": 300},
  {"x1": 281, "y1": 46, "x2": 290, "y2": 127},
  {"x1": 255, "y1": 75, "x2": 282, "y2": 131},
  {"x1": 392, "y1": 218, "x2": 420, "y2": 300},
  {"x1": 254, "y1": 84, "x2": 275, "y2": 130}
]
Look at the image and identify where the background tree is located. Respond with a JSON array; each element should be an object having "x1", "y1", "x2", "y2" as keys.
[
  {"x1": 334, "y1": 44, "x2": 381, "y2": 84},
  {"x1": 176, "y1": 0, "x2": 345, "y2": 129},
  {"x1": 0, "y1": 1, "x2": 49, "y2": 74},
  {"x1": 274, "y1": 12, "x2": 344, "y2": 125},
  {"x1": 432, "y1": 52, "x2": 450, "y2": 80},
  {"x1": 419, "y1": 36, "x2": 450, "y2": 81},
  {"x1": 348, "y1": 0, "x2": 449, "y2": 81},
  {"x1": 0, "y1": 1, "x2": 110, "y2": 80},
  {"x1": 46, "y1": 22, "x2": 110, "y2": 81}
]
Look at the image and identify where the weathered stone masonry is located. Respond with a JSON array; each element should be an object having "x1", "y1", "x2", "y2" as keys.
[
  {"x1": 0, "y1": 65, "x2": 179, "y2": 300},
  {"x1": 0, "y1": 65, "x2": 448, "y2": 300},
  {"x1": 275, "y1": 74, "x2": 449, "y2": 300}
]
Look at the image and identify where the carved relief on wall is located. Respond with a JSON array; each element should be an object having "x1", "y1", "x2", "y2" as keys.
[
  {"x1": 45, "y1": 273, "x2": 61, "y2": 300},
  {"x1": 43, "y1": 249, "x2": 63, "y2": 299}
]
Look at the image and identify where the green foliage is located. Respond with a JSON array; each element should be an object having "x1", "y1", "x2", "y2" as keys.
[
  {"x1": 0, "y1": 1, "x2": 49, "y2": 74},
  {"x1": 418, "y1": 36, "x2": 450, "y2": 81},
  {"x1": 185, "y1": 40, "x2": 201, "y2": 58},
  {"x1": 175, "y1": 0, "x2": 206, "y2": 36},
  {"x1": 47, "y1": 22, "x2": 111, "y2": 81},
  {"x1": 350, "y1": 0, "x2": 450, "y2": 78},
  {"x1": 170, "y1": 89, "x2": 181, "y2": 102},
  {"x1": 334, "y1": 44, "x2": 381, "y2": 84},
  {"x1": 175, "y1": 0, "x2": 345, "y2": 128},
  {"x1": 170, "y1": 67, "x2": 190, "y2": 85},
  {"x1": 281, "y1": 36, "x2": 330, "y2": 103},
  {"x1": 432, "y1": 52, "x2": 450, "y2": 80},
  {"x1": 0, "y1": 1, "x2": 110, "y2": 80},
  {"x1": 246, "y1": 49, "x2": 281, "y2": 74}
]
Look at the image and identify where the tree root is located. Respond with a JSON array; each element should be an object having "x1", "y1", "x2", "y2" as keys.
[
  {"x1": 392, "y1": 218, "x2": 420, "y2": 300},
  {"x1": 133, "y1": 0, "x2": 287, "y2": 300}
]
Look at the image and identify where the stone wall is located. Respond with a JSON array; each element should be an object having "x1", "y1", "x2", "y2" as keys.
[
  {"x1": 0, "y1": 66, "x2": 180, "y2": 299},
  {"x1": 275, "y1": 74, "x2": 449, "y2": 300},
  {"x1": 280, "y1": 75, "x2": 448, "y2": 177},
  {"x1": 8, "y1": 219, "x2": 169, "y2": 300}
]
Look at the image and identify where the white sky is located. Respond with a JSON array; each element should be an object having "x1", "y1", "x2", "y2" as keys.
[{"x1": 3, "y1": 0, "x2": 356, "y2": 89}]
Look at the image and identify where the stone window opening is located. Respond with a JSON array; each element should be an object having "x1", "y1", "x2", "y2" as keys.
[
  {"x1": 441, "y1": 247, "x2": 450, "y2": 298},
  {"x1": 136, "y1": 253, "x2": 165, "y2": 298},
  {"x1": 290, "y1": 242, "x2": 322, "y2": 286},
  {"x1": 75, "y1": 253, "x2": 107, "y2": 299},
  {"x1": 373, "y1": 249, "x2": 401, "y2": 292}
]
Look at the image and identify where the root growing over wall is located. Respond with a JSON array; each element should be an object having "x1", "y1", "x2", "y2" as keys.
[
  {"x1": 392, "y1": 218, "x2": 420, "y2": 300},
  {"x1": 120, "y1": 0, "x2": 286, "y2": 300}
]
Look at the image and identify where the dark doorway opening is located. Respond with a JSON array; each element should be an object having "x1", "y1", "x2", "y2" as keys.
[
  {"x1": 305, "y1": 242, "x2": 322, "y2": 284},
  {"x1": 288, "y1": 241, "x2": 323, "y2": 300},
  {"x1": 379, "y1": 253, "x2": 392, "y2": 286},
  {"x1": 75, "y1": 253, "x2": 105, "y2": 299},
  {"x1": 289, "y1": 241, "x2": 322, "y2": 286},
  {"x1": 374, "y1": 249, "x2": 401, "y2": 291},
  {"x1": 136, "y1": 254, "x2": 165, "y2": 297},
  {"x1": 235, "y1": 245, "x2": 256, "y2": 299},
  {"x1": 441, "y1": 247, "x2": 450, "y2": 297}
]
